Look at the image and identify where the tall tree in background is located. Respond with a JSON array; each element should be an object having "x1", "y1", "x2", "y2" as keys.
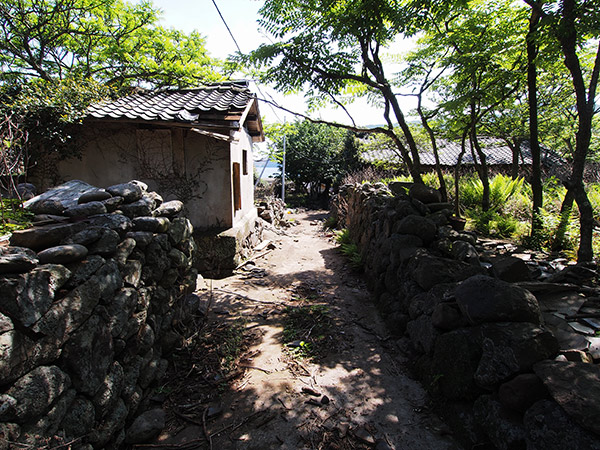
[
  {"x1": 423, "y1": 0, "x2": 527, "y2": 212},
  {"x1": 266, "y1": 119, "x2": 362, "y2": 203},
  {"x1": 0, "y1": 0, "x2": 222, "y2": 191},
  {"x1": 245, "y1": 0, "x2": 441, "y2": 184},
  {"x1": 525, "y1": 0, "x2": 600, "y2": 261},
  {"x1": 527, "y1": 6, "x2": 544, "y2": 238},
  {"x1": 0, "y1": 0, "x2": 221, "y2": 88}
]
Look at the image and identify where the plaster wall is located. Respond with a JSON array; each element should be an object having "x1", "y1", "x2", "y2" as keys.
[
  {"x1": 58, "y1": 122, "x2": 253, "y2": 230},
  {"x1": 230, "y1": 130, "x2": 256, "y2": 226}
]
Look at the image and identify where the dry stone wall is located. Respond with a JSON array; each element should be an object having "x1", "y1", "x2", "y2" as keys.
[
  {"x1": 331, "y1": 182, "x2": 600, "y2": 450},
  {"x1": 0, "y1": 180, "x2": 199, "y2": 449}
]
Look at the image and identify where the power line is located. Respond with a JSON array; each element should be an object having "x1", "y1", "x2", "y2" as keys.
[
  {"x1": 210, "y1": 0, "x2": 284, "y2": 123},
  {"x1": 211, "y1": 0, "x2": 242, "y2": 54}
]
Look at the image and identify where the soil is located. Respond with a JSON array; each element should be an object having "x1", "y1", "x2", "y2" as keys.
[{"x1": 140, "y1": 210, "x2": 462, "y2": 450}]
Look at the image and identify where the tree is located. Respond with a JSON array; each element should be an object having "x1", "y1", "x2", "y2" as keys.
[
  {"x1": 266, "y1": 119, "x2": 361, "y2": 202},
  {"x1": 421, "y1": 0, "x2": 528, "y2": 213},
  {"x1": 0, "y1": 0, "x2": 221, "y2": 89},
  {"x1": 0, "y1": 0, "x2": 223, "y2": 189},
  {"x1": 245, "y1": 0, "x2": 443, "y2": 183},
  {"x1": 525, "y1": 0, "x2": 600, "y2": 261},
  {"x1": 0, "y1": 77, "x2": 113, "y2": 188}
]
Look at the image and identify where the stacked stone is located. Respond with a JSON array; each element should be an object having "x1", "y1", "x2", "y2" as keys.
[
  {"x1": 257, "y1": 196, "x2": 288, "y2": 227},
  {"x1": 332, "y1": 181, "x2": 600, "y2": 450},
  {"x1": 0, "y1": 180, "x2": 199, "y2": 449}
]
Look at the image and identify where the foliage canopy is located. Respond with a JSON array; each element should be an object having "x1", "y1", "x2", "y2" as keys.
[{"x1": 0, "y1": 0, "x2": 222, "y2": 89}]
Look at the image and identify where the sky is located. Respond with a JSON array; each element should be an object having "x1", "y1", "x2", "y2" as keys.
[{"x1": 150, "y1": 0, "x2": 418, "y2": 127}]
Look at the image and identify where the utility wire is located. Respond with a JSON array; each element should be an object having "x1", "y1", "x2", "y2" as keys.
[
  {"x1": 211, "y1": 0, "x2": 242, "y2": 54},
  {"x1": 210, "y1": 0, "x2": 284, "y2": 123},
  {"x1": 212, "y1": 0, "x2": 290, "y2": 190}
]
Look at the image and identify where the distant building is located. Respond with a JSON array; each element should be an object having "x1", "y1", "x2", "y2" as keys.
[{"x1": 361, "y1": 137, "x2": 566, "y2": 177}]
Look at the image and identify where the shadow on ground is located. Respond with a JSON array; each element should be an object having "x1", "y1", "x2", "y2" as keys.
[{"x1": 131, "y1": 211, "x2": 459, "y2": 450}]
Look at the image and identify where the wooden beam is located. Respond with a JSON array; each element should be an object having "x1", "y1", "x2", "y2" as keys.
[{"x1": 190, "y1": 128, "x2": 234, "y2": 142}]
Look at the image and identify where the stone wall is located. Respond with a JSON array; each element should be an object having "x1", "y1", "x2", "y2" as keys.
[
  {"x1": 194, "y1": 208, "x2": 263, "y2": 278},
  {"x1": 331, "y1": 182, "x2": 600, "y2": 450},
  {"x1": 0, "y1": 180, "x2": 199, "y2": 449}
]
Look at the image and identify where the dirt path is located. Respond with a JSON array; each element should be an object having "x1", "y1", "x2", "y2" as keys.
[{"x1": 151, "y1": 211, "x2": 461, "y2": 450}]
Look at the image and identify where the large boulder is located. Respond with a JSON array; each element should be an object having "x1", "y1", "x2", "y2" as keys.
[
  {"x1": 455, "y1": 275, "x2": 542, "y2": 325},
  {"x1": 125, "y1": 408, "x2": 166, "y2": 444},
  {"x1": 37, "y1": 244, "x2": 88, "y2": 264},
  {"x1": 9, "y1": 222, "x2": 86, "y2": 250},
  {"x1": 32, "y1": 277, "x2": 101, "y2": 344},
  {"x1": 533, "y1": 360, "x2": 600, "y2": 436},
  {"x1": 408, "y1": 184, "x2": 442, "y2": 204},
  {"x1": 93, "y1": 361, "x2": 125, "y2": 419},
  {"x1": 473, "y1": 395, "x2": 526, "y2": 450},
  {"x1": 24, "y1": 180, "x2": 96, "y2": 213},
  {"x1": 61, "y1": 314, "x2": 114, "y2": 396},
  {"x1": 106, "y1": 182, "x2": 143, "y2": 203},
  {"x1": 524, "y1": 400, "x2": 600, "y2": 450},
  {"x1": 393, "y1": 215, "x2": 437, "y2": 243},
  {"x1": 0, "y1": 330, "x2": 61, "y2": 385},
  {"x1": 406, "y1": 314, "x2": 439, "y2": 355},
  {"x1": 499, "y1": 373, "x2": 547, "y2": 413},
  {"x1": 59, "y1": 396, "x2": 96, "y2": 440},
  {"x1": 0, "y1": 264, "x2": 71, "y2": 327},
  {"x1": 1, "y1": 365, "x2": 70, "y2": 422},
  {"x1": 492, "y1": 256, "x2": 532, "y2": 282},
  {"x1": 431, "y1": 329, "x2": 483, "y2": 400},
  {"x1": 474, "y1": 322, "x2": 558, "y2": 389},
  {"x1": 407, "y1": 254, "x2": 485, "y2": 291},
  {"x1": 0, "y1": 247, "x2": 38, "y2": 274},
  {"x1": 63, "y1": 201, "x2": 107, "y2": 218}
]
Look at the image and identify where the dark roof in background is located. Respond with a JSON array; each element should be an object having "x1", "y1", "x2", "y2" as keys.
[
  {"x1": 86, "y1": 81, "x2": 264, "y2": 142},
  {"x1": 362, "y1": 137, "x2": 565, "y2": 169}
]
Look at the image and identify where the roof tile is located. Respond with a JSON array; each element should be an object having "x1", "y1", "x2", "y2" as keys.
[
  {"x1": 87, "y1": 81, "x2": 254, "y2": 123},
  {"x1": 361, "y1": 137, "x2": 564, "y2": 169}
]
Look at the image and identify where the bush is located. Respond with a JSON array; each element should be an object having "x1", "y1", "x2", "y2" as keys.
[
  {"x1": 0, "y1": 198, "x2": 34, "y2": 235},
  {"x1": 335, "y1": 229, "x2": 363, "y2": 270}
]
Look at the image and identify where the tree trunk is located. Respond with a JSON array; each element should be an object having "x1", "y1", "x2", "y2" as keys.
[
  {"x1": 454, "y1": 129, "x2": 469, "y2": 218},
  {"x1": 471, "y1": 133, "x2": 491, "y2": 212},
  {"x1": 574, "y1": 184, "x2": 594, "y2": 261},
  {"x1": 417, "y1": 97, "x2": 447, "y2": 201},
  {"x1": 553, "y1": 188, "x2": 575, "y2": 251},
  {"x1": 527, "y1": 8, "x2": 544, "y2": 239},
  {"x1": 557, "y1": 0, "x2": 599, "y2": 261},
  {"x1": 507, "y1": 139, "x2": 520, "y2": 180},
  {"x1": 382, "y1": 83, "x2": 424, "y2": 184}
]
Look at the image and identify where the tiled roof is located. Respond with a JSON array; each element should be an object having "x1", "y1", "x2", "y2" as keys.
[
  {"x1": 87, "y1": 81, "x2": 254, "y2": 122},
  {"x1": 362, "y1": 137, "x2": 565, "y2": 169}
]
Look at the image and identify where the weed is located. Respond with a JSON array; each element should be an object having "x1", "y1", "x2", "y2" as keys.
[
  {"x1": 194, "y1": 317, "x2": 249, "y2": 374},
  {"x1": 0, "y1": 198, "x2": 34, "y2": 235},
  {"x1": 335, "y1": 228, "x2": 363, "y2": 270},
  {"x1": 323, "y1": 215, "x2": 338, "y2": 229},
  {"x1": 282, "y1": 304, "x2": 333, "y2": 360},
  {"x1": 334, "y1": 228, "x2": 352, "y2": 245}
]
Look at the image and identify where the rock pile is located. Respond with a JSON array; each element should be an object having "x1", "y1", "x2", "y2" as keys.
[
  {"x1": 256, "y1": 196, "x2": 290, "y2": 228},
  {"x1": 0, "y1": 180, "x2": 199, "y2": 449},
  {"x1": 331, "y1": 181, "x2": 600, "y2": 450}
]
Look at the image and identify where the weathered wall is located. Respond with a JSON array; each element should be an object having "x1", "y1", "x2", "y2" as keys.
[
  {"x1": 331, "y1": 182, "x2": 600, "y2": 450},
  {"x1": 230, "y1": 130, "x2": 256, "y2": 225},
  {"x1": 0, "y1": 180, "x2": 199, "y2": 449},
  {"x1": 57, "y1": 122, "x2": 255, "y2": 230}
]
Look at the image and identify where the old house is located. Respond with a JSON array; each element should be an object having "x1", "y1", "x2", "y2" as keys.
[
  {"x1": 59, "y1": 81, "x2": 264, "y2": 230},
  {"x1": 362, "y1": 137, "x2": 566, "y2": 177},
  {"x1": 58, "y1": 81, "x2": 265, "y2": 273}
]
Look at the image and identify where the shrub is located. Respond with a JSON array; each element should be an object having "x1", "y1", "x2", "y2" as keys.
[{"x1": 335, "y1": 228, "x2": 363, "y2": 270}]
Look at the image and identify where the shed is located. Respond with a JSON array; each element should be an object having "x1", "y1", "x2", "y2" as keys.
[{"x1": 58, "y1": 81, "x2": 264, "y2": 231}]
